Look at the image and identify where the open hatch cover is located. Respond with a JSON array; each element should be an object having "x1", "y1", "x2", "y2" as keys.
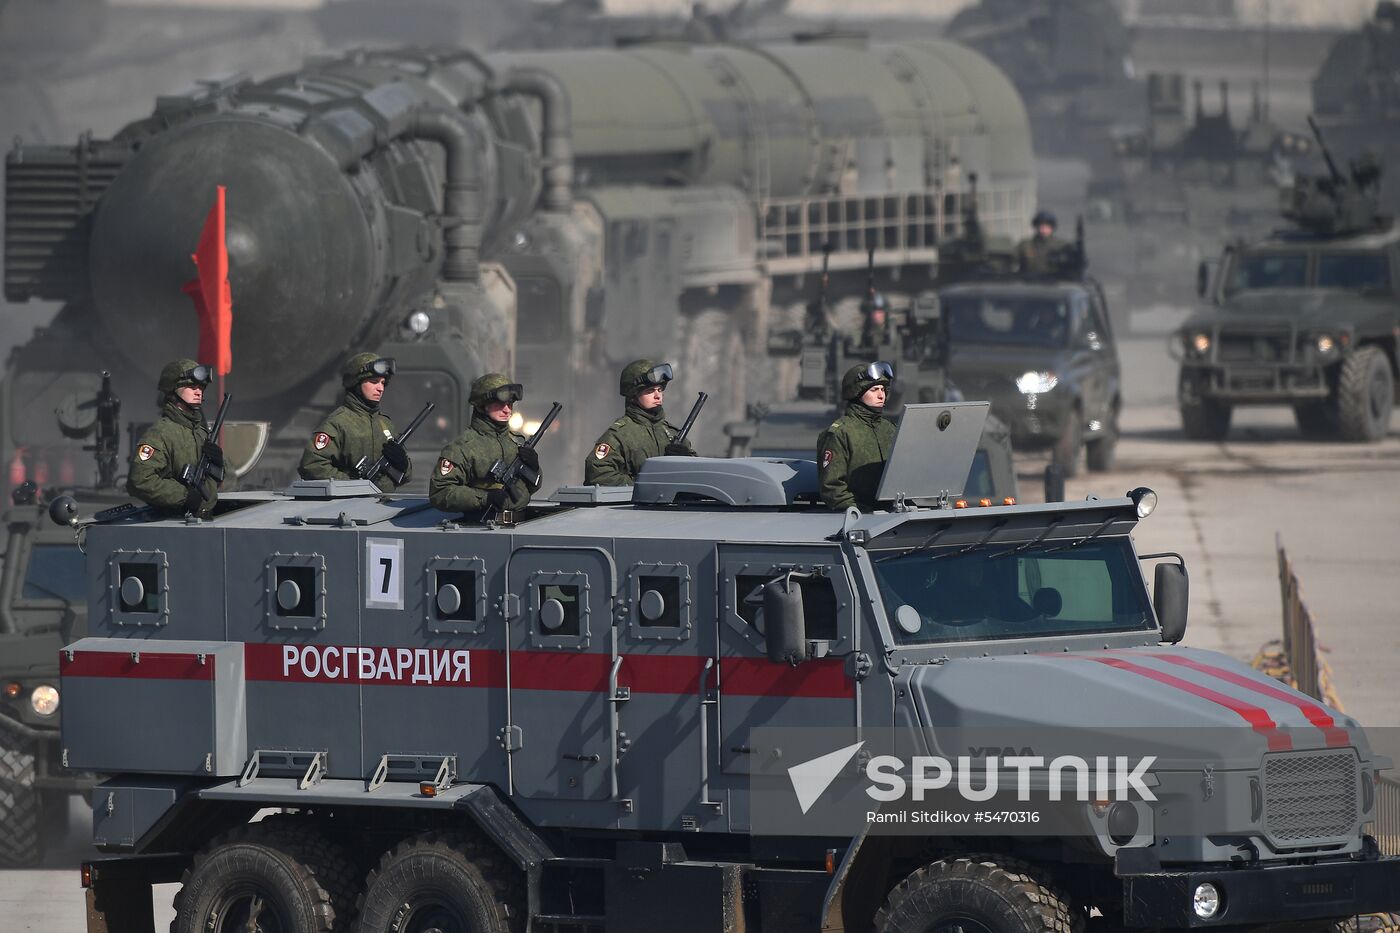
[{"x1": 876, "y1": 401, "x2": 989, "y2": 502}]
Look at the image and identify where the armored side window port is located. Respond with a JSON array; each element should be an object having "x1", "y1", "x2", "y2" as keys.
[
  {"x1": 434, "y1": 569, "x2": 477, "y2": 622},
  {"x1": 118, "y1": 562, "x2": 159, "y2": 613},
  {"x1": 274, "y1": 565, "x2": 317, "y2": 617},
  {"x1": 637, "y1": 575, "x2": 681, "y2": 628},
  {"x1": 538, "y1": 584, "x2": 580, "y2": 637}
]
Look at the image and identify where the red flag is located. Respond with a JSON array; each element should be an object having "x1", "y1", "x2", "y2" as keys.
[{"x1": 182, "y1": 186, "x2": 233, "y2": 375}]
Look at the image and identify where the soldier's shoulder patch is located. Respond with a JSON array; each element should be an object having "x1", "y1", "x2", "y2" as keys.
[
  {"x1": 137, "y1": 444, "x2": 156, "y2": 461},
  {"x1": 821, "y1": 448, "x2": 834, "y2": 469},
  {"x1": 382, "y1": 427, "x2": 393, "y2": 438},
  {"x1": 313, "y1": 432, "x2": 331, "y2": 450},
  {"x1": 594, "y1": 442, "x2": 610, "y2": 460},
  {"x1": 438, "y1": 458, "x2": 456, "y2": 476}
]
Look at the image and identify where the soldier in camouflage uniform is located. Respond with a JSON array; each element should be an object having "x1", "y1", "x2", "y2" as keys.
[
  {"x1": 127, "y1": 359, "x2": 222, "y2": 519},
  {"x1": 816, "y1": 361, "x2": 897, "y2": 511},
  {"x1": 1015, "y1": 209, "x2": 1070, "y2": 277},
  {"x1": 429, "y1": 374, "x2": 541, "y2": 515},
  {"x1": 585, "y1": 359, "x2": 696, "y2": 486},
  {"x1": 298, "y1": 352, "x2": 411, "y2": 488}
]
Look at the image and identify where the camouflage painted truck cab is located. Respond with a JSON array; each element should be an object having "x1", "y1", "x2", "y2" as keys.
[
  {"x1": 1177, "y1": 138, "x2": 1399, "y2": 442},
  {"x1": 57, "y1": 407, "x2": 1400, "y2": 933}
]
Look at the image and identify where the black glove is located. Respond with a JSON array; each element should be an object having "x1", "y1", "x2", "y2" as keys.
[
  {"x1": 514, "y1": 446, "x2": 539, "y2": 472},
  {"x1": 485, "y1": 487, "x2": 511, "y2": 514},
  {"x1": 381, "y1": 440, "x2": 409, "y2": 472},
  {"x1": 664, "y1": 442, "x2": 695, "y2": 457},
  {"x1": 201, "y1": 441, "x2": 224, "y2": 468},
  {"x1": 182, "y1": 482, "x2": 208, "y2": 515}
]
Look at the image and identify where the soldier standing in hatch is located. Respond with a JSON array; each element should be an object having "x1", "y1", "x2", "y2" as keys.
[
  {"x1": 1016, "y1": 209, "x2": 1068, "y2": 277},
  {"x1": 430, "y1": 374, "x2": 541, "y2": 515},
  {"x1": 585, "y1": 359, "x2": 696, "y2": 486},
  {"x1": 127, "y1": 359, "x2": 222, "y2": 518},
  {"x1": 298, "y1": 352, "x2": 411, "y2": 488},
  {"x1": 817, "y1": 362, "x2": 897, "y2": 512}
]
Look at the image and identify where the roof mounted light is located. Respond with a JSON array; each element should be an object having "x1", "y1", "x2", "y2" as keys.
[{"x1": 1129, "y1": 487, "x2": 1158, "y2": 518}]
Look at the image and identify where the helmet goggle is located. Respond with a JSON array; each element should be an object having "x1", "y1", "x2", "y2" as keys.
[
  {"x1": 362, "y1": 357, "x2": 397, "y2": 379},
  {"x1": 643, "y1": 363, "x2": 674, "y2": 388},
  {"x1": 182, "y1": 364, "x2": 214, "y2": 386},
  {"x1": 863, "y1": 361, "x2": 894, "y2": 382},
  {"x1": 484, "y1": 384, "x2": 524, "y2": 404}
]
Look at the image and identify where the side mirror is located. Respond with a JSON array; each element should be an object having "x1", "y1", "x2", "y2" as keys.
[
  {"x1": 1154, "y1": 562, "x2": 1189, "y2": 644},
  {"x1": 1196, "y1": 260, "x2": 1210, "y2": 299},
  {"x1": 1043, "y1": 463, "x2": 1065, "y2": 503},
  {"x1": 764, "y1": 578, "x2": 807, "y2": 664}
]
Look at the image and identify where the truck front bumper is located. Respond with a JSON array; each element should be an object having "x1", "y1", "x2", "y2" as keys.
[
  {"x1": 1180, "y1": 362, "x2": 1331, "y2": 402},
  {"x1": 1118, "y1": 852, "x2": 1400, "y2": 928}
]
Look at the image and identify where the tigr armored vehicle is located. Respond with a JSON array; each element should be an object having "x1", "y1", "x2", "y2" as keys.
[
  {"x1": 1177, "y1": 131, "x2": 1398, "y2": 441},
  {"x1": 55, "y1": 408, "x2": 1400, "y2": 933},
  {"x1": 4, "y1": 36, "x2": 1036, "y2": 489}
]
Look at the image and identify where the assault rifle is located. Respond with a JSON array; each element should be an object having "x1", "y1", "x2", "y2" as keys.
[
  {"x1": 673, "y1": 392, "x2": 708, "y2": 448},
  {"x1": 181, "y1": 393, "x2": 231, "y2": 517},
  {"x1": 87, "y1": 371, "x2": 121, "y2": 489},
  {"x1": 483, "y1": 401, "x2": 562, "y2": 523},
  {"x1": 356, "y1": 400, "x2": 435, "y2": 487}
]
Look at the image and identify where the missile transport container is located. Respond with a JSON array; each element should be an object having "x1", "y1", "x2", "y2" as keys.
[{"x1": 56, "y1": 405, "x2": 1400, "y2": 932}]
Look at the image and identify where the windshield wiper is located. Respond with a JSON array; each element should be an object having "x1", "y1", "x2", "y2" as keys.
[
  {"x1": 989, "y1": 515, "x2": 1064, "y2": 559},
  {"x1": 1035, "y1": 514, "x2": 1118, "y2": 556},
  {"x1": 876, "y1": 521, "x2": 952, "y2": 563}
]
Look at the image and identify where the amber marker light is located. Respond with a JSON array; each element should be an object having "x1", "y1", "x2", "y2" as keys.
[
  {"x1": 1002, "y1": 497, "x2": 1017, "y2": 506},
  {"x1": 978, "y1": 498, "x2": 993, "y2": 507},
  {"x1": 953, "y1": 499, "x2": 968, "y2": 509},
  {"x1": 81, "y1": 863, "x2": 93, "y2": 888},
  {"x1": 3, "y1": 682, "x2": 20, "y2": 699},
  {"x1": 419, "y1": 782, "x2": 438, "y2": 797},
  {"x1": 825, "y1": 849, "x2": 837, "y2": 874}
]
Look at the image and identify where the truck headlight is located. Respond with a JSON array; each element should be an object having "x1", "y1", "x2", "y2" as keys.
[
  {"x1": 1189, "y1": 332, "x2": 1211, "y2": 356},
  {"x1": 1315, "y1": 334, "x2": 1337, "y2": 355},
  {"x1": 1192, "y1": 882, "x2": 1221, "y2": 919},
  {"x1": 1015, "y1": 371, "x2": 1058, "y2": 394},
  {"x1": 30, "y1": 684, "x2": 59, "y2": 717}
]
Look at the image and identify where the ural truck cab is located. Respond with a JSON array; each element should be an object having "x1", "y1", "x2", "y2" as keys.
[
  {"x1": 1179, "y1": 132, "x2": 1399, "y2": 441},
  {"x1": 56, "y1": 404, "x2": 1400, "y2": 933}
]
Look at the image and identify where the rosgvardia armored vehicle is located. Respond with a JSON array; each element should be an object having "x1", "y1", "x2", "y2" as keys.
[
  {"x1": 53, "y1": 406, "x2": 1400, "y2": 933},
  {"x1": 3, "y1": 37, "x2": 1036, "y2": 488},
  {"x1": 1177, "y1": 126, "x2": 1398, "y2": 442}
]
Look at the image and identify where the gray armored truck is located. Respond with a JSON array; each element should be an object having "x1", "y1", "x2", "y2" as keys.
[
  {"x1": 53, "y1": 406, "x2": 1400, "y2": 933},
  {"x1": 1178, "y1": 133, "x2": 1398, "y2": 442}
]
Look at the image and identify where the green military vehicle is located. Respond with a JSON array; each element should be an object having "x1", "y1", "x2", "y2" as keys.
[{"x1": 1178, "y1": 125, "x2": 1398, "y2": 442}]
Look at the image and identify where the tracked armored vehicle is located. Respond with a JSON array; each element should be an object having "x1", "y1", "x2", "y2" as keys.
[
  {"x1": 55, "y1": 406, "x2": 1400, "y2": 933},
  {"x1": 1178, "y1": 128, "x2": 1398, "y2": 442}
]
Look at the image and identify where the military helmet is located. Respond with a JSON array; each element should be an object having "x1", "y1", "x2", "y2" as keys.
[
  {"x1": 619, "y1": 359, "x2": 674, "y2": 397},
  {"x1": 1031, "y1": 209, "x2": 1057, "y2": 230},
  {"x1": 841, "y1": 360, "x2": 894, "y2": 402},
  {"x1": 342, "y1": 352, "x2": 396, "y2": 389},
  {"x1": 469, "y1": 373, "x2": 524, "y2": 409},
  {"x1": 158, "y1": 359, "x2": 212, "y2": 396}
]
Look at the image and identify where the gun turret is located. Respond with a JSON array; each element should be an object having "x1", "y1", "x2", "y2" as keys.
[{"x1": 1282, "y1": 117, "x2": 1384, "y2": 236}]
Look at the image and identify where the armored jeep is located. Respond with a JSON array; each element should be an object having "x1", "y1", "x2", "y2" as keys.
[
  {"x1": 56, "y1": 404, "x2": 1400, "y2": 933},
  {"x1": 1178, "y1": 133, "x2": 1399, "y2": 442}
]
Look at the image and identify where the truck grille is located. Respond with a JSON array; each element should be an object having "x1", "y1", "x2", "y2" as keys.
[
  {"x1": 1218, "y1": 330, "x2": 1294, "y2": 363},
  {"x1": 1263, "y1": 750, "x2": 1359, "y2": 846}
]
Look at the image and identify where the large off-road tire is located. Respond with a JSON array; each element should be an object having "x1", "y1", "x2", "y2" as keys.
[
  {"x1": 1336, "y1": 347, "x2": 1394, "y2": 442},
  {"x1": 1179, "y1": 396, "x2": 1232, "y2": 441},
  {"x1": 1052, "y1": 410, "x2": 1084, "y2": 478},
  {"x1": 1293, "y1": 401, "x2": 1339, "y2": 439},
  {"x1": 876, "y1": 855, "x2": 1082, "y2": 933},
  {"x1": 1084, "y1": 404, "x2": 1120, "y2": 472},
  {"x1": 353, "y1": 832, "x2": 521, "y2": 933},
  {"x1": 171, "y1": 823, "x2": 358, "y2": 933},
  {"x1": 0, "y1": 729, "x2": 41, "y2": 868}
]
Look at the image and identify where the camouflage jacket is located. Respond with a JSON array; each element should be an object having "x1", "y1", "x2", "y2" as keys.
[
  {"x1": 816, "y1": 402, "x2": 897, "y2": 511},
  {"x1": 429, "y1": 411, "x2": 538, "y2": 514},
  {"x1": 126, "y1": 399, "x2": 218, "y2": 518},
  {"x1": 1015, "y1": 234, "x2": 1070, "y2": 276},
  {"x1": 297, "y1": 390, "x2": 410, "y2": 489},
  {"x1": 584, "y1": 403, "x2": 694, "y2": 486}
]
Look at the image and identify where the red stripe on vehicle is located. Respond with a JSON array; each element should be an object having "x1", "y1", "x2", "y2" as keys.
[
  {"x1": 60, "y1": 650, "x2": 215, "y2": 681},
  {"x1": 721, "y1": 657, "x2": 854, "y2": 699},
  {"x1": 1085, "y1": 656, "x2": 1291, "y2": 751},
  {"x1": 1137, "y1": 653, "x2": 1350, "y2": 748}
]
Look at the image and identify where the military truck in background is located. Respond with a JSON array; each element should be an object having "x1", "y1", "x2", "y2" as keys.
[
  {"x1": 1177, "y1": 124, "x2": 1399, "y2": 442},
  {"x1": 53, "y1": 411, "x2": 1400, "y2": 933}
]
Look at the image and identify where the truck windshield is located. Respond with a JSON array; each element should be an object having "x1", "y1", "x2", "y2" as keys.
[
  {"x1": 1317, "y1": 252, "x2": 1390, "y2": 292},
  {"x1": 1225, "y1": 252, "x2": 1307, "y2": 293},
  {"x1": 873, "y1": 538, "x2": 1154, "y2": 645},
  {"x1": 944, "y1": 295, "x2": 1070, "y2": 349}
]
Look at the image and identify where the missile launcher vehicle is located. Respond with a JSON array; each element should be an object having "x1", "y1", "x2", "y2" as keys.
[{"x1": 52, "y1": 409, "x2": 1400, "y2": 933}]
